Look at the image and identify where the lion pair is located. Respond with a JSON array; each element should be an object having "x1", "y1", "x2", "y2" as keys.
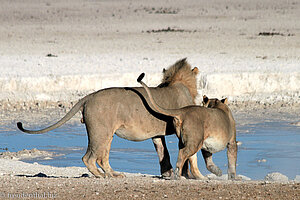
[{"x1": 17, "y1": 58, "x2": 238, "y2": 180}]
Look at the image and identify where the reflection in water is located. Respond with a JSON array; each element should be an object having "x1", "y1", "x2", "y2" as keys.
[{"x1": 1, "y1": 118, "x2": 299, "y2": 180}]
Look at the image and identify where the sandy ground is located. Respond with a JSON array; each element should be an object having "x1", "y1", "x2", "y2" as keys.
[
  {"x1": 0, "y1": 158, "x2": 299, "y2": 200},
  {"x1": 0, "y1": 175, "x2": 299, "y2": 200},
  {"x1": 1, "y1": 0, "x2": 300, "y2": 199}
]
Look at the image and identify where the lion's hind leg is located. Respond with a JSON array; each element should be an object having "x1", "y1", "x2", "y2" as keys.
[
  {"x1": 96, "y1": 149, "x2": 125, "y2": 178},
  {"x1": 95, "y1": 133, "x2": 125, "y2": 178},
  {"x1": 201, "y1": 149, "x2": 222, "y2": 177},
  {"x1": 82, "y1": 150, "x2": 105, "y2": 178},
  {"x1": 84, "y1": 120, "x2": 125, "y2": 178}
]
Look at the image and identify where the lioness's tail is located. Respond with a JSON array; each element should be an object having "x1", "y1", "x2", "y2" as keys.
[
  {"x1": 17, "y1": 94, "x2": 91, "y2": 134},
  {"x1": 137, "y1": 73, "x2": 180, "y2": 118}
]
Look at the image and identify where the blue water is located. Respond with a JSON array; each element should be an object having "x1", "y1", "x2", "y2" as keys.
[{"x1": 1, "y1": 116, "x2": 299, "y2": 180}]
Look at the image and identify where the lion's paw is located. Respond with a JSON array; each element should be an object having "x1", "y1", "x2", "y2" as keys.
[
  {"x1": 104, "y1": 171, "x2": 125, "y2": 178},
  {"x1": 162, "y1": 168, "x2": 174, "y2": 178}
]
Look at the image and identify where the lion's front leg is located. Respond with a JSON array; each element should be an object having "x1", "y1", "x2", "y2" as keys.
[{"x1": 152, "y1": 136, "x2": 173, "y2": 177}]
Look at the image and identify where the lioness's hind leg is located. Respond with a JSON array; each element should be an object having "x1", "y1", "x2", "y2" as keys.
[
  {"x1": 173, "y1": 142, "x2": 200, "y2": 180},
  {"x1": 201, "y1": 149, "x2": 222, "y2": 177},
  {"x1": 82, "y1": 150, "x2": 105, "y2": 178},
  {"x1": 227, "y1": 141, "x2": 238, "y2": 180},
  {"x1": 178, "y1": 138, "x2": 192, "y2": 179},
  {"x1": 189, "y1": 153, "x2": 207, "y2": 180}
]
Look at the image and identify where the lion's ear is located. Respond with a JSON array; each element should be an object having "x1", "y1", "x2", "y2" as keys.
[
  {"x1": 192, "y1": 67, "x2": 199, "y2": 75},
  {"x1": 163, "y1": 68, "x2": 166, "y2": 73},
  {"x1": 221, "y1": 98, "x2": 228, "y2": 105}
]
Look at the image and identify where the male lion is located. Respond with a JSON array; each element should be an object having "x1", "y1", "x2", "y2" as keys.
[
  {"x1": 17, "y1": 58, "x2": 199, "y2": 178},
  {"x1": 137, "y1": 73, "x2": 238, "y2": 180}
]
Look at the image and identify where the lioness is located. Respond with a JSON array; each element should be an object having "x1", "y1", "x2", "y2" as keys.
[
  {"x1": 17, "y1": 58, "x2": 199, "y2": 178},
  {"x1": 137, "y1": 73, "x2": 238, "y2": 180}
]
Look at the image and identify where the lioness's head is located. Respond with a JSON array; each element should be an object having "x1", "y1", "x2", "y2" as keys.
[{"x1": 202, "y1": 95, "x2": 228, "y2": 108}]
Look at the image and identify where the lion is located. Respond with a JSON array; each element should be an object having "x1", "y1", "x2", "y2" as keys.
[
  {"x1": 137, "y1": 73, "x2": 238, "y2": 180},
  {"x1": 17, "y1": 58, "x2": 199, "y2": 178}
]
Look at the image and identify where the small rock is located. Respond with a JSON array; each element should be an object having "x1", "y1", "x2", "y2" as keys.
[
  {"x1": 294, "y1": 175, "x2": 300, "y2": 182},
  {"x1": 207, "y1": 174, "x2": 251, "y2": 181},
  {"x1": 46, "y1": 53, "x2": 58, "y2": 57},
  {"x1": 291, "y1": 121, "x2": 300, "y2": 126},
  {"x1": 81, "y1": 173, "x2": 90, "y2": 178},
  {"x1": 34, "y1": 172, "x2": 48, "y2": 177},
  {"x1": 257, "y1": 159, "x2": 267, "y2": 163},
  {"x1": 238, "y1": 175, "x2": 251, "y2": 181},
  {"x1": 264, "y1": 172, "x2": 288, "y2": 182}
]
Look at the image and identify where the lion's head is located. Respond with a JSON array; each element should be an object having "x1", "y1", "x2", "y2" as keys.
[{"x1": 159, "y1": 58, "x2": 199, "y2": 101}]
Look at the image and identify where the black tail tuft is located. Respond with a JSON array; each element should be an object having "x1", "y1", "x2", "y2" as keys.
[
  {"x1": 17, "y1": 122, "x2": 24, "y2": 131},
  {"x1": 137, "y1": 73, "x2": 145, "y2": 82}
]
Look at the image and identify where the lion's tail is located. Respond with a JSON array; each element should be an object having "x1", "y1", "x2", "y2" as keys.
[
  {"x1": 137, "y1": 73, "x2": 181, "y2": 118},
  {"x1": 17, "y1": 94, "x2": 91, "y2": 134}
]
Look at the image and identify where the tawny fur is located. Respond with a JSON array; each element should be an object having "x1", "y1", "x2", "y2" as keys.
[
  {"x1": 138, "y1": 75, "x2": 238, "y2": 180},
  {"x1": 160, "y1": 58, "x2": 198, "y2": 101}
]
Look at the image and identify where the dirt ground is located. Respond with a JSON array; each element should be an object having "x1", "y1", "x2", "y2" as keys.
[{"x1": 0, "y1": 175, "x2": 299, "y2": 200}]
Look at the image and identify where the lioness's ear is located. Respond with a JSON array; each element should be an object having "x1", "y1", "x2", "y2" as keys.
[
  {"x1": 221, "y1": 98, "x2": 228, "y2": 105},
  {"x1": 163, "y1": 68, "x2": 166, "y2": 73},
  {"x1": 192, "y1": 67, "x2": 199, "y2": 75},
  {"x1": 203, "y1": 95, "x2": 209, "y2": 104}
]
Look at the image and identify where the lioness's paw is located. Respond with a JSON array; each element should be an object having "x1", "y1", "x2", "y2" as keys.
[
  {"x1": 208, "y1": 165, "x2": 222, "y2": 177},
  {"x1": 194, "y1": 175, "x2": 208, "y2": 180},
  {"x1": 170, "y1": 174, "x2": 183, "y2": 180},
  {"x1": 169, "y1": 168, "x2": 182, "y2": 180},
  {"x1": 228, "y1": 173, "x2": 242, "y2": 181},
  {"x1": 229, "y1": 175, "x2": 242, "y2": 181}
]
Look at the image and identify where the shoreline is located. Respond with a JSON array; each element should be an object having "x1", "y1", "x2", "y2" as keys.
[{"x1": 0, "y1": 157, "x2": 299, "y2": 182}]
